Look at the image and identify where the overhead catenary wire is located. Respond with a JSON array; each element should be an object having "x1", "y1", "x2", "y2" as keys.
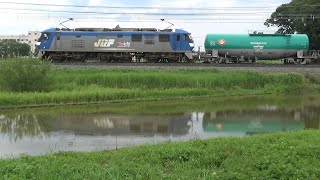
[
  {"x1": 0, "y1": 2, "x2": 287, "y2": 10},
  {"x1": 0, "y1": 1, "x2": 320, "y2": 10},
  {"x1": 0, "y1": 1, "x2": 318, "y2": 27},
  {"x1": 0, "y1": 7, "x2": 273, "y2": 15},
  {"x1": 1, "y1": 7, "x2": 320, "y2": 20}
]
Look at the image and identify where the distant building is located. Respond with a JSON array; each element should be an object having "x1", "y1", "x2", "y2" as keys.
[{"x1": 0, "y1": 31, "x2": 41, "y2": 54}]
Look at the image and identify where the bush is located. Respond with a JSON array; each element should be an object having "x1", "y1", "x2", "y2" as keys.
[{"x1": 0, "y1": 58, "x2": 54, "y2": 92}]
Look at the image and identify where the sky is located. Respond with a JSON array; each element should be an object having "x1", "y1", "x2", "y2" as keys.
[{"x1": 0, "y1": 0, "x2": 291, "y2": 49}]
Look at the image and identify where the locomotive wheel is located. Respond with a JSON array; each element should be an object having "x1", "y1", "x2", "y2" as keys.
[{"x1": 179, "y1": 56, "x2": 187, "y2": 63}]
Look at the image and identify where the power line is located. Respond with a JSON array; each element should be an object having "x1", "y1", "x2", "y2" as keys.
[
  {"x1": 0, "y1": 7, "x2": 273, "y2": 15},
  {"x1": 0, "y1": 2, "x2": 281, "y2": 10},
  {"x1": 0, "y1": 19, "x2": 271, "y2": 24},
  {"x1": 1, "y1": 1, "x2": 320, "y2": 10}
]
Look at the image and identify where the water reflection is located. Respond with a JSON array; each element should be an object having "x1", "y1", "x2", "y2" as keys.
[
  {"x1": 0, "y1": 114, "x2": 49, "y2": 142},
  {"x1": 0, "y1": 95, "x2": 319, "y2": 157}
]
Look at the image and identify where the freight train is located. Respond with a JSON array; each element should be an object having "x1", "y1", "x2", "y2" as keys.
[{"x1": 37, "y1": 26, "x2": 319, "y2": 64}]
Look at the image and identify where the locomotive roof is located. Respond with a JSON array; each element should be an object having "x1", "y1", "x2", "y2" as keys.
[
  {"x1": 56, "y1": 27, "x2": 173, "y2": 32},
  {"x1": 42, "y1": 28, "x2": 191, "y2": 34}
]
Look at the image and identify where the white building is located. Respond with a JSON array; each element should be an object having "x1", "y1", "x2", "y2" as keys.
[{"x1": 0, "y1": 31, "x2": 41, "y2": 54}]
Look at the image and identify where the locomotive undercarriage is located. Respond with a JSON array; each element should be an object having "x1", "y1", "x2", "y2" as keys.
[{"x1": 45, "y1": 52, "x2": 190, "y2": 63}]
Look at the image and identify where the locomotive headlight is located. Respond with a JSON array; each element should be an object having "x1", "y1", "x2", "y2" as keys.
[
  {"x1": 36, "y1": 42, "x2": 41, "y2": 46},
  {"x1": 189, "y1": 43, "x2": 195, "y2": 48}
]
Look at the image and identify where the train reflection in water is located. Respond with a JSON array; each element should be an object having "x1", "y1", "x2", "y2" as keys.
[
  {"x1": 43, "y1": 113, "x2": 192, "y2": 137},
  {"x1": 0, "y1": 100, "x2": 319, "y2": 157}
]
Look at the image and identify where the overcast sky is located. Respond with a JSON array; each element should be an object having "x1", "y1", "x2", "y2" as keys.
[{"x1": 0, "y1": 0, "x2": 290, "y2": 48}]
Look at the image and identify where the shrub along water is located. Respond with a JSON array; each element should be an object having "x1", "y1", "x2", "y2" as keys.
[
  {"x1": 0, "y1": 58, "x2": 53, "y2": 92},
  {"x1": 0, "y1": 58, "x2": 315, "y2": 107}
]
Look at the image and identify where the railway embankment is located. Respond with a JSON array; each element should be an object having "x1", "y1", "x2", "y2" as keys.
[{"x1": 0, "y1": 58, "x2": 319, "y2": 108}]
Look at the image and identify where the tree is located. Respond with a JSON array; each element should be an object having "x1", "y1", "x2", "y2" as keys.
[
  {"x1": 265, "y1": 0, "x2": 320, "y2": 49},
  {"x1": 16, "y1": 43, "x2": 31, "y2": 56},
  {"x1": 0, "y1": 40, "x2": 31, "y2": 58}
]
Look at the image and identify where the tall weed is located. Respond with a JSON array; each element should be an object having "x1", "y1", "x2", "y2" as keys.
[{"x1": 0, "y1": 58, "x2": 54, "y2": 92}]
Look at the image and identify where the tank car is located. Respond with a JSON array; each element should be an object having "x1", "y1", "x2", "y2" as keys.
[
  {"x1": 37, "y1": 27, "x2": 194, "y2": 63},
  {"x1": 204, "y1": 32, "x2": 311, "y2": 64}
]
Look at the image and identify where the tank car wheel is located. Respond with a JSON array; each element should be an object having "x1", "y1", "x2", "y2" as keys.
[
  {"x1": 305, "y1": 59, "x2": 312, "y2": 64},
  {"x1": 202, "y1": 60, "x2": 210, "y2": 64},
  {"x1": 294, "y1": 59, "x2": 302, "y2": 65},
  {"x1": 218, "y1": 58, "x2": 226, "y2": 64}
]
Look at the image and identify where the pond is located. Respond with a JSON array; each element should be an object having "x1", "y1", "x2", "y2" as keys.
[{"x1": 0, "y1": 95, "x2": 319, "y2": 158}]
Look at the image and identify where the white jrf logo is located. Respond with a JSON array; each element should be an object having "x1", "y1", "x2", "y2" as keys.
[{"x1": 94, "y1": 39, "x2": 115, "y2": 48}]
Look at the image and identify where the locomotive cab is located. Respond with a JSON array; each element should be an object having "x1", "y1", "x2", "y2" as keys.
[
  {"x1": 173, "y1": 29, "x2": 194, "y2": 60},
  {"x1": 37, "y1": 28, "x2": 56, "y2": 58}
]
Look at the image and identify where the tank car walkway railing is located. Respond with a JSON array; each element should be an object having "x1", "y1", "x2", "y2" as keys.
[{"x1": 248, "y1": 30, "x2": 289, "y2": 36}]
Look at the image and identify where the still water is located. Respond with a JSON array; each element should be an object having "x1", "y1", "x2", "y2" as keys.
[{"x1": 0, "y1": 95, "x2": 319, "y2": 158}]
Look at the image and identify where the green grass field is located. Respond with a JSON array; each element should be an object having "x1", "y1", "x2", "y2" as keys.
[
  {"x1": 1, "y1": 130, "x2": 319, "y2": 179},
  {"x1": 0, "y1": 68, "x2": 310, "y2": 108},
  {"x1": 0, "y1": 58, "x2": 318, "y2": 108}
]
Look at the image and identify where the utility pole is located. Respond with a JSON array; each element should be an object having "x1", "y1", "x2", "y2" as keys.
[{"x1": 198, "y1": 46, "x2": 201, "y2": 60}]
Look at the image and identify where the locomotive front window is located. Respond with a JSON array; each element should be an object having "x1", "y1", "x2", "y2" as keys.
[
  {"x1": 184, "y1": 34, "x2": 194, "y2": 43},
  {"x1": 39, "y1": 33, "x2": 51, "y2": 41},
  {"x1": 38, "y1": 33, "x2": 50, "y2": 42}
]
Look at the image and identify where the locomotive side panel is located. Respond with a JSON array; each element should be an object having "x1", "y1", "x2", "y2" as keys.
[{"x1": 49, "y1": 32, "x2": 173, "y2": 53}]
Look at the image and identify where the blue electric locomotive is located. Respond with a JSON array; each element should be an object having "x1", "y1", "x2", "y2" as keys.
[{"x1": 37, "y1": 27, "x2": 194, "y2": 62}]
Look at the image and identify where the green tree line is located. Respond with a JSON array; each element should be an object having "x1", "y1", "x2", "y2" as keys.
[
  {"x1": 0, "y1": 40, "x2": 31, "y2": 58},
  {"x1": 265, "y1": 0, "x2": 320, "y2": 49}
]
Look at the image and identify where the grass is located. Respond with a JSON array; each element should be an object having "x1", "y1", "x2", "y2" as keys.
[
  {"x1": 1, "y1": 130, "x2": 319, "y2": 179},
  {"x1": 0, "y1": 66, "x2": 315, "y2": 108},
  {"x1": 52, "y1": 68, "x2": 304, "y2": 90}
]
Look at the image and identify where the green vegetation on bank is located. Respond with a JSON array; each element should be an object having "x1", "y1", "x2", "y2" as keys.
[
  {"x1": 0, "y1": 58, "x2": 318, "y2": 108},
  {"x1": 1, "y1": 131, "x2": 320, "y2": 179},
  {"x1": 1, "y1": 94, "x2": 307, "y2": 116},
  {"x1": 0, "y1": 58, "x2": 53, "y2": 92}
]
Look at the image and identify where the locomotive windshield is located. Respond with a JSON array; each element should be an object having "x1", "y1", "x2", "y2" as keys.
[
  {"x1": 185, "y1": 34, "x2": 194, "y2": 43},
  {"x1": 39, "y1": 32, "x2": 51, "y2": 41}
]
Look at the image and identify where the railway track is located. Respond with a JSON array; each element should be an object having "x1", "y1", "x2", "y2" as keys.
[
  {"x1": 52, "y1": 62, "x2": 320, "y2": 75},
  {"x1": 53, "y1": 62, "x2": 320, "y2": 68}
]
